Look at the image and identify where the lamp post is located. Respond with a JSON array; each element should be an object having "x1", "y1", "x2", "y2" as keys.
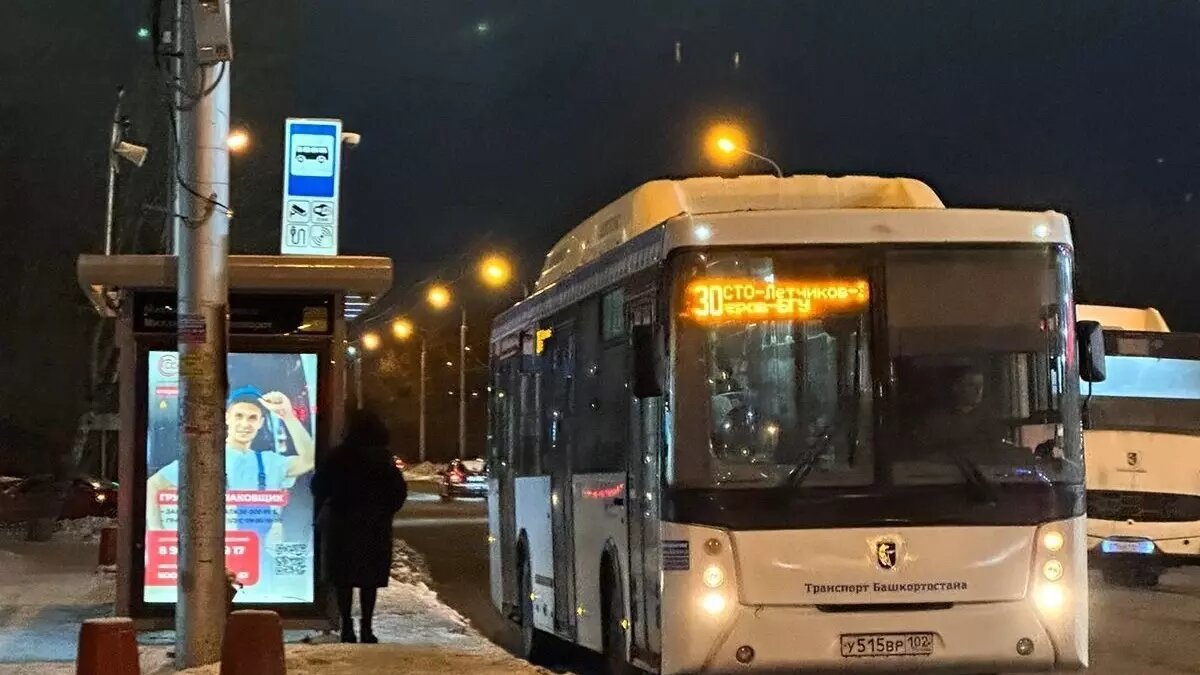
[
  {"x1": 425, "y1": 255, "x2": 512, "y2": 459},
  {"x1": 706, "y1": 122, "x2": 784, "y2": 178},
  {"x1": 392, "y1": 318, "x2": 428, "y2": 462}
]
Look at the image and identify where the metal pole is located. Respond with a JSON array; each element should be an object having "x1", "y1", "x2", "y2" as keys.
[
  {"x1": 104, "y1": 88, "x2": 124, "y2": 255},
  {"x1": 354, "y1": 354, "x2": 363, "y2": 410},
  {"x1": 459, "y1": 307, "x2": 467, "y2": 459},
  {"x1": 175, "y1": 20, "x2": 230, "y2": 667},
  {"x1": 419, "y1": 337, "x2": 427, "y2": 463}
]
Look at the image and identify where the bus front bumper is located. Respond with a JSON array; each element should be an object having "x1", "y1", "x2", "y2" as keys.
[
  {"x1": 663, "y1": 600, "x2": 1082, "y2": 674},
  {"x1": 1087, "y1": 518, "x2": 1200, "y2": 561}
]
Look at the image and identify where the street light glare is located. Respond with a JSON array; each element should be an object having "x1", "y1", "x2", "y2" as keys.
[
  {"x1": 227, "y1": 129, "x2": 250, "y2": 152},
  {"x1": 362, "y1": 332, "x2": 381, "y2": 351},
  {"x1": 427, "y1": 285, "x2": 452, "y2": 310},
  {"x1": 392, "y1": 318, "x2": 414, "y2": 339},
  {"x1": 705, "y1": 122, "x2": 749, "y2": 166},
  {"x1": 479, "y1": 255, "x2": 513, "y2": 287}
]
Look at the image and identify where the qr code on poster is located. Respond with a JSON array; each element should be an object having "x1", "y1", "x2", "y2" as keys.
[{"x1": 274, "y1": 544, "x2": 309, "y2": 577}]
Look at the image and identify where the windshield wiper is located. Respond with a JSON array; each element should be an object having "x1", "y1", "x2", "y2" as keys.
[
  {"x1": 945, "y1": 450, "x2": 999, "y2": 504},
  {"x1": 783, "y1": 448, "x2": 823, "y2": 488}
]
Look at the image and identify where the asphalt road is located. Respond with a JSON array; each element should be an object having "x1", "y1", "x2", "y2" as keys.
[{"x1": 396, "y1": 482, "x2": 1200, "y2": 674}]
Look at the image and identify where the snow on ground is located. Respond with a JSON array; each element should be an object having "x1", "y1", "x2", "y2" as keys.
[{"x1": 0, "y1": 536, "x2": 550, "y2": 674}]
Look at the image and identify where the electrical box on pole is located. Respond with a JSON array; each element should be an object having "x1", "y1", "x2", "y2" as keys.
[{"x1": 192, "y1": 0, "x2": 232, "y2": 64}]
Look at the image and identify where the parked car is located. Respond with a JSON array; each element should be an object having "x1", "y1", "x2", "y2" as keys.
[
  {"x1": 438, "y1": 458, "x2": 487, "y2": 501},
  {"x1": 0, "y1": 475, "x2": 118, "y2": 522}
]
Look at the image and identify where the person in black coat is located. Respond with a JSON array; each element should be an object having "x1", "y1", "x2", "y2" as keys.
[{"x1": 312, "y1": 410, "x2": 407, "y2": 643}]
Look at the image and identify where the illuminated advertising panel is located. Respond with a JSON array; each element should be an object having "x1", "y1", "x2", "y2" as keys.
[
  {"x1": 684, "y1": 278, "x2": 870, "y2": 322},
  {"x1": 144, "y1": 351, "x2": 318, "y2": 604}
]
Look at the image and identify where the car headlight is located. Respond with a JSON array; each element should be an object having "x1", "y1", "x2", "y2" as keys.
[{"x1": 94, "y1": 493, "x2": 107, "y2": 503}]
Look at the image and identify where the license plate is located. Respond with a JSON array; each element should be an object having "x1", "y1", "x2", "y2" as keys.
[
  {"x1": 840, "y1": 633, "x2": 935, "y2": 658},
  {"x1": 1100, "y1": 538, "x2": 1155, "y2": 554},
  {"x1": 466, "y1": 476, "x2": 485, "y2": 483}
]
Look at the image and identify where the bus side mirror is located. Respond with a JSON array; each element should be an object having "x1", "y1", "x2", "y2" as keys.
[
  {"x1": 1077, "y1": 320, "x2": 1106, "y2": 383},
  {"x1": 631, "y1": 324, "x2": 664, "y2": 399}
]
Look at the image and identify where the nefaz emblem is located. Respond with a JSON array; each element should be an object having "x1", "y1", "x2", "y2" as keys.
[
  {"x1": 873, "y1": 539, "x2": 900, "y2": 570},
  {"x1": 1127, "y1": 452, "x2": 1140, "y2": 467}
]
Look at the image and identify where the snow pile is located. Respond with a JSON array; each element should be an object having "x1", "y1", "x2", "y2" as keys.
[
  {"x1": 403, "y1": 462, "x2": 447, "y2": 482},
  {"x1": 53, "y1": 517, "x2": 116, "y2": 543},
  {"x1": 390, "y1": 539, "x2": 434, "y2": 587},
  {"x1": 0, "y1": 517, "x2": 116, "y2": 544}
]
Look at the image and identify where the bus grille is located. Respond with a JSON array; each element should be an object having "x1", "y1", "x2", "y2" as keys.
[{"x1": 1088, "y1": 490, "x2": 1200, "y2": 523}]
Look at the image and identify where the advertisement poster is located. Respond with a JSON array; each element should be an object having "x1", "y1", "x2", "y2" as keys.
[{"x1": 144, "y1": 351, "x2": 318, "y2": 604}]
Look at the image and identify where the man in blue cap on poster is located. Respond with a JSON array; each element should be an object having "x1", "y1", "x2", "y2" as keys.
[{"x1": 146, "y1": 386, "x2": 316, "y2": 531}]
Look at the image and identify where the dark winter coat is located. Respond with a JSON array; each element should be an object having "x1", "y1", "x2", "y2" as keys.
[{"x1": 311, "y1": 443, "x2": 407, "y2": 588}]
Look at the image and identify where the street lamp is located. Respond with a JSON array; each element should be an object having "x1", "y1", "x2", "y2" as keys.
[
  {"x1": 425, "y1": 253, "x2": 514, "y2": 459},
  {"x1": 226, "y1": 128, "x2": 250, "y2": 153},
  {"x1": 392, "y1": 317, "x2": 429, "y2": 462},
  {"x1": 706, "y1": 122, "x2": 783, "y2": 178},
  {"x1": 426, "y1": 284, "x2": 451, "y2": 310},
  {"x1": 350, "y1": 331, "x2": 381, "y2": 411}
]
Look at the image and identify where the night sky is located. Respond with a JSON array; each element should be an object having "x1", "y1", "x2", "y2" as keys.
[{"x1": 1, "y1": 2, "x2": 1197, "y2": 467}]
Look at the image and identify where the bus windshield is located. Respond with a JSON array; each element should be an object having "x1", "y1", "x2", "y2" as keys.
[
  {"x1": 671, "y1": 246, "x2": 1081, "y2": 497},
  {"x1": 1087, "y1": 333, "x2": 1200, "y2": 436}
]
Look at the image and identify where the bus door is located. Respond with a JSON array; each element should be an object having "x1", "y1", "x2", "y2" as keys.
[
  {"x1": 627, "y1": 299, "x2": 662, "y2": 665},
  {"x1": 543, "y1": 322, "x2": 577, "y2": 637}
]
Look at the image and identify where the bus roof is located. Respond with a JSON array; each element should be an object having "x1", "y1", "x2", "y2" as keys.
[
  {"x1": 535, "y1": 174, "x2": 943, "y2": 291},
  {"x1": 1077, "y1": 305, "x2": 1170, "y2": 332}
]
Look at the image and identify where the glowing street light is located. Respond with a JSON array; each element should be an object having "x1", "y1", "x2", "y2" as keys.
[
  {"x1": 227, "y1": 129, "x2": 250, "y2": 153},
  {"x1": 392, "y1": 318, "x2": 414, "y2": 340},
  {"x1": 361, "y1": 332, "x2": 381, "y2": 351},
  {"x1": 426, "y1": 285, "x2": 452, "y2": 310},
  {"x1": 704, "y1": 122, "x2": 783, "y2": 177},
  {"x1": 479, "y1": 254, "x2": 513, "y2": 288}
]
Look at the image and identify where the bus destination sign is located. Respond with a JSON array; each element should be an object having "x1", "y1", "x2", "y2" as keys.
[{"x1": 684, "y1": 278, "x2": 869, "y2": 322}]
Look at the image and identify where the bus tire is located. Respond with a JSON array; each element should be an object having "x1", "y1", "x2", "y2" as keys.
[
  {"x1": 602, "y1": 560, "x2": 636, "y2": 675},
  {"x1": 518, "y1": 550, "x2": 555, "y2": 664}
]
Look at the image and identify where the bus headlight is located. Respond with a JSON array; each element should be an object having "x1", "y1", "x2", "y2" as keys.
[
  {"x1": 1035, "y1": 584, "x2": 1065, "y2": 614},
  {"x1": 702, "y1": 565, "x2": 725, "y2": 588},
  {"x1": 1042, "y1": 531, "x2": 1064, "y2": 552},
  {"x1": 701, "y1": 592, "x2": 727, "y2": 615},
  {"x1": 1042, "y1": 559, "x2": 1064, "y2": 582}
]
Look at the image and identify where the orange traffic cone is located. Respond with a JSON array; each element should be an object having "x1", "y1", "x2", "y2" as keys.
[
  {"x1": 76, "y1": 617, "x2": 139, "y2": 675},
  {"x1": 220, "y1": 610, "x2": 286, "y2": 675}
]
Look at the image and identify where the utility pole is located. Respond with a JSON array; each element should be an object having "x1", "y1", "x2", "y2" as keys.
[
  {"x1": 458, "y1": 308, "x2": 467, "y2": 459},
  {"x1": 175, "y1": 0, "x2": 232, "y2": 667}
]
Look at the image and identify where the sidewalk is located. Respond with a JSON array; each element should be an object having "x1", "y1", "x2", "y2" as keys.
[{"x1": 0, "y1": 525, "x2": 551, "y2": 674}]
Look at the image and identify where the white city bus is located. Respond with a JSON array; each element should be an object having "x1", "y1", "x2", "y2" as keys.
[
  {"x1": 486, "y1": 175, "x2": 1104, "y2": 674},
  {"x1": 1077, "y1": 305, "x2": 1200, "y2": 587}
]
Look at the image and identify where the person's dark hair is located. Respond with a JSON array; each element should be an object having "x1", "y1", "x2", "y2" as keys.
[{"x1": 344, "y1": 409, "x2": 390, "y2": 448}]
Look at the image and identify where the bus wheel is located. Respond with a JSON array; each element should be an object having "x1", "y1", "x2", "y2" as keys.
[
  {"x1": 602, "y1": 565, "x2": 635, "y2": 675},
  {"x1": 518, "y1": 553, "x2": 555, "y2": 664}
]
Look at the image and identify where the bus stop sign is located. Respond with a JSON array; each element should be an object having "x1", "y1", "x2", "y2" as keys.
[{"x1": 281, "y1": 118, "x2": 342, "y2": 256}]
